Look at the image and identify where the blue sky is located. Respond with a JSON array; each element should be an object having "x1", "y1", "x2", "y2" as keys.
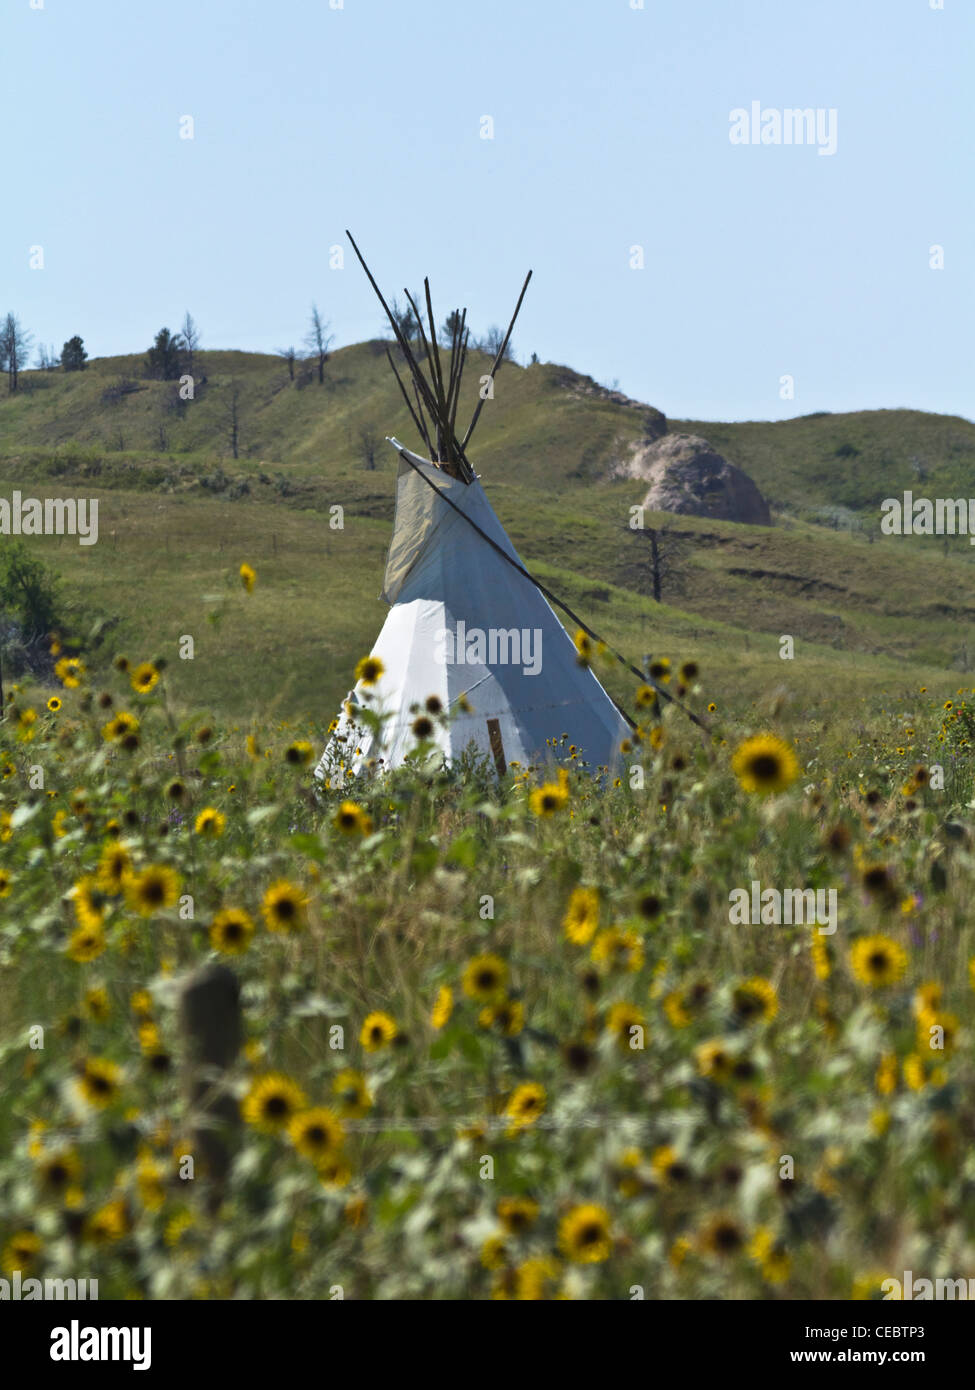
[{"x1": 5, "y1": 0, "x2": 971, "y2": 422}]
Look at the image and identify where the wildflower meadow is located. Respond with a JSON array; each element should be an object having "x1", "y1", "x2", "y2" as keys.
[{"x1": 2, "y1": 622, "x2": 974, "y2": 1301}]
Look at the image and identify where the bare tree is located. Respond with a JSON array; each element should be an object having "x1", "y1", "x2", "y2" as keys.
[
  {"x1": 35, "y1": 343, "x2": 62, "y2": 370},
  {"x1": 354, "y1": 425, "x2": 383, "y2": 471},
  {"x1": 1, "y1": 313, "x2": 34, "y2": 393},
  {"x1": 304, "y1": 304, "x2": 334, "y2": 385},
  {"x1": 478, "y1": 324, "x2": 513, "y2": 362},
  {"x1": 226, "y1": 380, "x2": 241, "y2": 460},
  {"x1": 181, "y1": 312, "x2": 201, "y2": 373},
  {"x1": 276, "y1": 345, "x2": 298, "y2": 381},
  {"x1": 625, "y1": 523, "x2": 681, "y2": 603}
]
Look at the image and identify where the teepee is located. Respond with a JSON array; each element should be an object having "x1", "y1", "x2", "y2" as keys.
[{"x1": 315, "y1": 236, "x2": 631, "y2": 781}]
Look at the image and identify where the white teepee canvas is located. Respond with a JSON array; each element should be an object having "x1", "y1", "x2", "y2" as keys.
[{"x1": 315, "y1": 441, "x2": 629, "y2": 780}]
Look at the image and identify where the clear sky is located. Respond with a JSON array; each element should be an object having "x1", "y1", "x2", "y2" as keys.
[{"x1": 5, "y1": 0, "x2": 972, "y2": 422}]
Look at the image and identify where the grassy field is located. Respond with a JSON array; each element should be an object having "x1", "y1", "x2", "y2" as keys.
[{"x1": 1, "y1": 348, "x2": 974, "y2": 1299}]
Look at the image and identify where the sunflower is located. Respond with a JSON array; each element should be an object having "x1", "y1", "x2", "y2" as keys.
[
  {"x1": 194, "y1": 806, "x2": 226, "y2": 836},
  {"x1": 284, "y1": 740, "x2": 315, "y2": 765},
  {"x1": 334, "y1": 801, "x2": 373, "y2": 835},
  {"x1": 54, "y1": 656, "x2": 86, "y2": 689},
  {"x1": 209, "y1": 907, "x2": 255, "y2": 955},
  {"x1": 679, "y1": 660, "x2": 699, "y2": 683},
  {"x1": 849, "y1": 934, "x2": 908, "y2": 988},
  {"x1": 731, "y1": 733, "x2": 799, "y2": 795},
  {"x1": 130, "y1": 662, "x2": 160, "y2": 695},
  {"x1": 514, "y1": 1255, "x2": 561, "y2": 1300},
  {"x1": 591, "y1": 928, "x2": 644, "y2": 973},
  {"x1": 0, "y1": 868, "x2": 11, "y2": 898},
  {"x1": 497, "y1": 1196, "x2": 539, "y2": 1235},
  {"x1": 35, "y1": 1147, "x2": 82, "y2": 1196},
  {"x1": 529, "y1": 780, "x2": 569, "y2": 816},
  {"x1": 289, "y1": 1107, "x2": 345, "y2": 1162},
  {"x1": 355, "y1": 654, "x2": 385, "y2": 687},
  {"x1": 574, "y1": 630, "x2": 592, "y2": 666},
  {"x1": 360, "y1": 1011, "x2": 397, "y2": 1051},
  {"x1": 700, "y1": 1213, "x2": 745, "y2": 1257},
  {"x1": 125, "y1": 864, "x2": 180, "y2": 916},
  {"x1": 85, "y1": 1199, "x2": 129, "y2": 1244},
  {"x1": 635, "y1": 684, "x2": 657, "y2": 709},
  {"x1": 239, "y1": 562, "x2": 257, "y2": 593},
  {"x1": 748, "y1": 1227, "x2": 791, "y2": 1284},
  {"x1": 78, "y1": 1056, "x2": 122, "y2": 1108},
  {"x1": 651, "y1": 1145, "x2": 690, "y2": 1186},
  {"x1": 319, "y1": 1158, "x2": 354, "y2": 1190},
  {"x1": 96, "y1": 843, "x2": 131, "y2": 894},
  {"x1": 912, "y1": 981, "x2": 942, "y2": 1019},
  {"x1": 479, "y1": 998, "x2": 525, "y2": 1036},
  {"x1": 1, "y1": 1230, "x2": 42, "y2": 1275},
  {"x1": 67, "y1": 923, "x2": 106, "y2": 964},
  {"x1": 695, "y1": 1039, "x2": 733, "y2": 1082},
  {"x1": 461, "y1": 952, "x2": 508, "y2": 1002},
  {"x1": 261, "y1": 879, "x2": 308, "y2": 933},
  {"x1": 558, "y1": 1204, "x2": 612, "y2": 1264},
  {"x1": 332, "y1": 1069, "x2": 372, "y2": 1117},
  {"x1": 72, "y1": 874, "x2": 107, "y2": 929},
  {"x1": 101, "y1": 710, "x2": 140, "y2": 743},
  {"x1": 242, "y1": 1073, "x2": 307, "y2": 1133},
  {"x1": 731, "y1": 976, "x2": 779, "y2": 1023},
  {"x1": 411, "y1": 714, "x2": 434, "y2": 740},
  {"x1": 130, "y1": 990, "x2": 153, "y2": 1019},
  {"x1": 505, "y1": 1081, "x2": 546, "y2": 1131},
  {"x1": 430, "y1": 985, "x2": 453, "y2": 1030},
  {"x1": 47, "y1": 696, "x2": 62, "y2": 713},
  {"x1": 137, "y1": 1156, "x2": 166, "y2": 1211},
  {"x1": 606, "y1": 1001, "x2": 645, "y2": 1050},
  {"x1": 562, "y1": 887, "x2": 599, "y2": 945}
]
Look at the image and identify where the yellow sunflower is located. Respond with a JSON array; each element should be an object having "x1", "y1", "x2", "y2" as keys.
[
  {"x1": 461, "y1": 952, "x2": 508, "y2": 1002},
  {"x1": 505, "y1": 1082, "x2": 546, "y2": 1132},
  {"x1": 562, "y1": 887, "x2": 599, "y2": 945},
  {"x1": 731, "y1": 976, "x2": 779, "y2": 1023},
  {"x1": 430, "y1": 985, "x2": 453, "y2": 1030},
  {"x1": 67, "y1": 923, "x2": 106, "y2": 964},
  {"x1": 209, "y1": 907, "x2": 255, "y2": 955},
  {"x1": 194, "y1": 806, "x2": 226, "y2": 837},
  {"x1": 239, "y1": 562, "x2": 257, "y2": 593},
  {"x1": 360, "y1": 1011, "x2": 397, "y2": 1052},
  {"x1": 355, "y1": 654, "x2": 385, "y2": 686},
  {"x1": 242, "y1": 1073, "x2": 307, "y2": 1133},
  {"x1": 261, "y1": 879, "x2": 308, "y2": 933},
  {"x1": 125, "y1": 864, "x2": 181, "y2": 917},
  {"x1": 1, "y1": 1230, "x2": 43, "y2": 1275},
  {"x1": 558, "y1": 1204, "x2": 612, "y2": 1264},
  {"x1": 78, "y1": 1056, "x2": 122, "y2": 1108},
  {"x1": 849, "y1": 934, "x2": 908, "y2": 988},
  {"x1": 334, "y1": 801, "x2": 373, "y2": 834},
  {"x1": 130, "y1": 662, "x2": 160, "y2": 695},
  {"x1": 731, "y1": 733, "x2": 799, "y2": 795},
  {"x1": 289, "y1": 1107, "x2": 345, "y2": 1162}
]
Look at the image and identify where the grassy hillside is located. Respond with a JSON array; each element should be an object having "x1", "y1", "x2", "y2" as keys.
[{"x1": 2, "y1": 347, "x2": 974, "y2": 725}]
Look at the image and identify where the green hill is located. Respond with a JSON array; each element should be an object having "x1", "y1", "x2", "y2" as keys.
[{"x1": 1, "y1": 346, "x2": 973, "y2": 725}]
